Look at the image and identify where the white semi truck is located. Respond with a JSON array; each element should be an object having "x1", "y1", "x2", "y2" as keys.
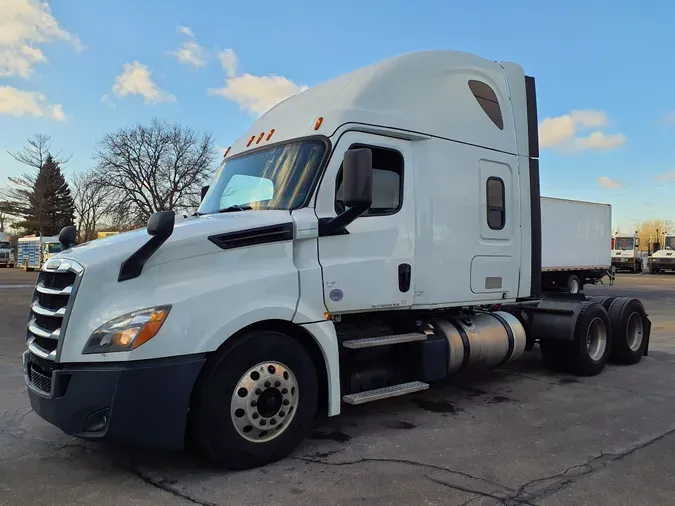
[
  {"x1": 23, "y1": 50, "x2": 651, "y2": 470},
  {"x1": 648, "y1": 234, "x2": 675, "y2": 273},
  {"x1": 541, "y1": 197, "x2": 613, "y2": 293},
  {"x1": 612, "y1": 232, "x2": 644, "y2": 273},
  {"x1": 0, "y1": 233, "x2": 13, "y2": 268}
]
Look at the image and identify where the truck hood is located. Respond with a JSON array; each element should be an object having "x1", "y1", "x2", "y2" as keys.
[
  {"x1": 56, "y1": 210, "x2": 294, "y2": 270},
  {"x1": 651, "y1": 249, "x2": 675, "y2": 258}
]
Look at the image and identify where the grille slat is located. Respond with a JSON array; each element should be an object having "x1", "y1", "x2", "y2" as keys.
[{"x1": 25, "y1": 260, "x2": 82, "y2": 396}]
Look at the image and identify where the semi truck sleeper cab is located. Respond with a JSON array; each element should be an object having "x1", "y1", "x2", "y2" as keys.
[{"x1": 23, "y1": 50, "x2": 651, "y2": 470}]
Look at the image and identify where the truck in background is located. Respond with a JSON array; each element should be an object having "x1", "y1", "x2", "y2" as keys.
[
  {"x1": 540, "y1": 197, "x2": 613, "y2": 293},
  {"x1": 23, "y1": 50, "x2": 652, "y2": 470},
  {"x1": 0, "y1": 233, "x2": 14, "y2": 268},
  {"x1": 648, "y1": 233, "x2": 675, "y2": 273},
  {"x1": 17, "y1": 235, "x2": 61, "y2": 271},
  {"x1": 612, "y1": 231, "x2": 645, "y2": 273}
]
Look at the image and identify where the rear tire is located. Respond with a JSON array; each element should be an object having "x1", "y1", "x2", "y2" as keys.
[
  {"x1": 589, "y1": 295, "x2": 616, "y2": 311},
  {"x1": 570, "y1": 302, "x2": 612, "y2": 376},
  {"x1": 192, "y1": 330, "x2": 318, "y2": 470},
  {"x1": 608, "y1": 297, "x2": 648, "y2": 365}
]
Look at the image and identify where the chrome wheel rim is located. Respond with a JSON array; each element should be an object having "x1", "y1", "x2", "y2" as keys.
[
  {"x1": 569, "y1": 278, "x2": 580, "y2": 293},
  {"x1": 626, "y1": 312, "x2": 644, "y2": 351},
  {"x1": 230, "y1": 361, "x2": 299, "y2": 443},
  {"x1": 586, "y1": 317, "x2": 607, "y2": 362}
]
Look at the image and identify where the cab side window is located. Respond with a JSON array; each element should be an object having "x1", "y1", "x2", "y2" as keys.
[{"x1": 335, "y1": 145, "x2": 404, "y2": 216}]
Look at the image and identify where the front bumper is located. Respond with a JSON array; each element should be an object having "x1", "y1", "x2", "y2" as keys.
[
  {"x1": 648, "y1": 258, "x2": 675, "y2": 269},
  {"x1": 24, "y1": 352, "x2": 206, "y2": 450}
]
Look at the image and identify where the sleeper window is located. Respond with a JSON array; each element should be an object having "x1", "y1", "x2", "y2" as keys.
[{"x1": 486, "y1": 177, "x2": 505, "y2": 230}]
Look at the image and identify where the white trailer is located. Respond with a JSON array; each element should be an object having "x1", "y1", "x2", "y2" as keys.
[
  {"x1": 540, "y1": 197, "x2": 613, "y2": 293},
  {"x1": 23, "y1": 50, "x2": 652, "y2": 470}
]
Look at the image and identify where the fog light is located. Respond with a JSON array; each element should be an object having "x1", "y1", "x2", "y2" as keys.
[{"x1": 84, "y1": 408, "x2": 110, "y2": 433}]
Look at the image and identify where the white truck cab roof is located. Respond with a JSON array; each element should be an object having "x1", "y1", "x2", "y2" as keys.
[{"x1": 228, "y1": 50, "x2": 531, "y2": 160}]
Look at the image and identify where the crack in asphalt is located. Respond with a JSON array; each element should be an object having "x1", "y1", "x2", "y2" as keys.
[
  {"x1": 502, "y1": 423, "x2": 675, "y2": 504},
  {"x1": 508, "y1": 372, "x2": 667, "y2": 404},
  {"x1": 115, "y1": 460, "x2": 219, "y2": 506},
  {"x1": 295, "y1": 454, "x2": 513, "y2": 501}
]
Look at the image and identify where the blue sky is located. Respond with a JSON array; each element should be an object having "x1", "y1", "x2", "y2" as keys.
[{"x1": 1, "y1": 0, "x2": 674, "y2": 232}]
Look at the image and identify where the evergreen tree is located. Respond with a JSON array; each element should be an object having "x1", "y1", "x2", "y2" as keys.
[
  {"x1": 7, "y1": 155, "x2": 75, "y2": 236},
  {"x1": 1, "y1": 134, "x2": 75, "y2": 236}
]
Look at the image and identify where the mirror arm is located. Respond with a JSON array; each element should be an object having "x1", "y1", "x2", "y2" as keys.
[{"x1": 318, "y1": 203, "x2": 369, "y2": 237}]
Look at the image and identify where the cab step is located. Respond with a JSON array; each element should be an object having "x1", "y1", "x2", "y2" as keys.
[
  {"x1": 342, "y1": 332, "x2": 427, "y2": 349},
  {"x1": 342, "y1": 381, "x2": 429, "y2": 405}
]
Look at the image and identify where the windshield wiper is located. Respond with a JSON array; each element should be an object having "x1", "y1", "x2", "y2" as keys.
[{"x1": 217, "y1": 204, "x2": 252, "y2": 213}]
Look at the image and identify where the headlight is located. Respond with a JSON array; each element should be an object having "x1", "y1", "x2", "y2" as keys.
[{"x1": 83, "y1": 306, "x2": 171, "y2": 354}]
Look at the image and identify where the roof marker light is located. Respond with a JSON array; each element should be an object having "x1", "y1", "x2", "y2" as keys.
[
  {"x1": 266, "y1": 129, "x2": 275, "y2": 141},
  {"x1": 246, "y1": 135, "x2": 255, "y2": 147},
  {"x1": 223, "y1": 146, "x2": 231, "y2": 157},
  {"x1": 256, "y1": 132, "x2": 265, "y2": 144},
  {"x1": 314, "y1": 117, "x2": 324, "y2": 131}
]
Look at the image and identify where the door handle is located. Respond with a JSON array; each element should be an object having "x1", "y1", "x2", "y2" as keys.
[{"x1": 398, "y1": 263, "x2": 411, "y2": 293}]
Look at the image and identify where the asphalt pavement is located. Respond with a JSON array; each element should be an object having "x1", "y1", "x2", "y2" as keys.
[{"x1": 1, "y1": 269, "x2": 675, "y2": 505}]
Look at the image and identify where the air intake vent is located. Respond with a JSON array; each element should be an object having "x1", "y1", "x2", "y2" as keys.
[{"x1": 209, "y1": 223, "x2": 294, "y2": 251}]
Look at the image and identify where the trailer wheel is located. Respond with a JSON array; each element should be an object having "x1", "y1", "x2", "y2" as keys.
[
  {"x1": 570, "y1": 302, "x2": 612, "y2": 376},
  {"x1": 608, "y1": 297, "x2": 648, "y2": 365},
  {"x1": 589, "y1": 295, "x2": 616, "y2": 311},
  {"x1": 566, "y1": 274, "x2": 581, "y2": 294},
  {"x1": 192, "y1": 330, "x2": 317, "y2": 470}
]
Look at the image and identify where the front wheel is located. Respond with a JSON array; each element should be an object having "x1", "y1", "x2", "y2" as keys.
[{"x1": 192, "y1": 330, "x2": 318, "y2": 470}]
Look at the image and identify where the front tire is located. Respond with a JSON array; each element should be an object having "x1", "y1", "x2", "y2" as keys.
[{"x1": 192, "y1": 330, "x2": 318, "y2": 470}]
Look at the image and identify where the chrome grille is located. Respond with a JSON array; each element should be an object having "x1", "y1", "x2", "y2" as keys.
[{"x1": 25, "y1": 259, "x2": 83, "y2": 396}]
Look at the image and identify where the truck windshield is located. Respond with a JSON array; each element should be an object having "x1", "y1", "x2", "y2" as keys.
[
  {"x1": 47, "y1": 243, "x2": 61, "y2": 253},
  {"x1": 614, "y1": 238, "x2": 634, "y2": 250},
  {"x1": 665, "y1": 237, "x2": 675, "y2": 250},
  {"x1": 198, "y1": 139, "x2": 327, "y2": 214},
  {"x1": 0, "y1": 242, "x2": 10, "y2": 249}
]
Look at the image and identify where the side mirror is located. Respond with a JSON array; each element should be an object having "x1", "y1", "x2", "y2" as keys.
[
  {"x1": 200, "y1": 185, "x2": 210, "y2": 202},
  {"x1": 147, "y1": 210, "x2": 175, "y2": 238},
  {"x1": 58, "y1": 225, "x2": 77, "y2": 251},
  {"x1": 636, "y1": 238, "x2": 640, "y2": 247},
  {"x1": 342, "y1": 148, "x2": 372, "y2": 209}
]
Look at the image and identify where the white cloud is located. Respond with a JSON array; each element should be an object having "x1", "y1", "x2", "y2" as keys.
[
  {"x1": 170, "y1": 26, "x2": 206, "y2": 68},
  {"x1": 0, "y1": 0, "x2": 84, "y2": 78},
  {"x1": 539, "y1": 109, "x2": 625, "y2": 153},
  {"x1": 656, "y1": 171, "x2": 675, "y2": 182},
  {"x1": 100, "y1": 93, "x2": 115, "y2": 107},
  {"x1": 217, "y1": 49, "x2": 238, "y2": 77},
  {"x1": 177, "y1": 26, "x2": 194, "y2": 37},
  {"x1": 597, "y1": 176, "x2": 623, "y2": 189},
  {"x1": 573, "y1": 131, "x2": 626, "y2": 151},
  {"x1": 112, "y1": 61, "x2": 176, "y2": 104},
  {"x1": 662, "y1": 111, "x2": 675, "y2": 125},
  {"x1": 209, "y1": 72, "x2": 308, "y2": 116},
  {"x1": 0, "y1": 85, "x2": 66, "y2": 120},
  {"x1": 171, "y1": 40, "x2": 207, "y2": 68}
]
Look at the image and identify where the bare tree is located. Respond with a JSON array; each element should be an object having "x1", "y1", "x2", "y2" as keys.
[
  {"x1": 0, "y1": 206, "x2": 8, "y2": 231},
  {"x1": 93, "y1": 119, "x2": 216, "y2": 222},
  {"x1": 71, "y1": 170, "x2": 116, "y2": 242},
  {"x1": 634, "y1": 218, "x2": 674, "y2": 250}
]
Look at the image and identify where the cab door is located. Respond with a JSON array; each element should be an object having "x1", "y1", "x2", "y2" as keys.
[{"x1": 315, "y1": 132, "x2": 415, "y2": 313}]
